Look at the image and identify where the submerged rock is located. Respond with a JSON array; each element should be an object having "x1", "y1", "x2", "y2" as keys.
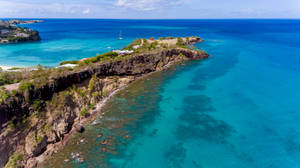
[{"x1": 97, "y1": 133, "x2": 103, "y2": 138}]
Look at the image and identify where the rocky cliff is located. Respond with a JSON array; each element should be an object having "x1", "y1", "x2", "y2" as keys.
[{"x1": 0, "y1": 44, "x2": 209, "y2": 167}]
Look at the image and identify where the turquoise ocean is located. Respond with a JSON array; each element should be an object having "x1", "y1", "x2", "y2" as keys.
[{"x1": 1, "y1": 19, "x2": 300, "y2": 168}]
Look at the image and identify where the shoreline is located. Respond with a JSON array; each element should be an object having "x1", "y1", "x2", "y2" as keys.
[
  {"x1": 0, "y1": 37, "x2": 209, "y2": 168},
  {"x1": 36, "y1": 69, "x2": 160, "y2": 167},
  {"x1": 35, "y1": 83, "x2": 127, "y2": 163},
  {"x1": 0, "y1": 65, "x2": 13, "y2": 71},
  {"x1": 0, "y1": 64, "x2": 76, "y2": 72}
]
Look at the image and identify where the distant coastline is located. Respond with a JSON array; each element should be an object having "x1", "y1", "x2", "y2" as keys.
[{"x1": 0, "y1": 19, "x2": 42, "y2": 44}]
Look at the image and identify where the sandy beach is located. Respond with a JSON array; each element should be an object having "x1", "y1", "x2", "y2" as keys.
[{"x1": 0, "y1": 65, "x2": 13, "y2": 71}]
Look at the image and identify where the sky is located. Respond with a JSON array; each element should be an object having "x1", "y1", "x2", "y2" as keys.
[{"x1": 0, "y1": 0, "x2": 299, "y2": 19}]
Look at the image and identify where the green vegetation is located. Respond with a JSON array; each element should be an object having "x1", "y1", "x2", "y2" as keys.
[
  {"x1": 80, "y1": 107, "x2": 89, "y2": 117},
  {"x1": 123, "y1": 39, "x2": 143, "y2": 50},
  {"x1": 0, "y1": 36, "x2": 202, "y2": 105},
  {"x1": 42, "y1": 124, "x2": 53, "y2": 133},
  {"x1": 0, "y1": 89, "x2": 10, "y2": 103},
  {"x1": 92, "y1": 91, "x2": 99, "y2": 99},
  {"x1": 18, "y1": 80, "x2": 33, "y2": 93},
  {"x1": 89, "y1": 103, "x2": 96, "y2": 110},
  {"x1": 101, "y1": 90, "x2": 107, "y2": 97},
  {"x1": 9, "y1": 120, "x2": 16, "y2": 129},
  {"x1": 4, "y1": 151, "x2": 24, "y2": 168},
  {"x1": 36, "y1": 134, "x2": 43, "y2": 143},
  {"x1": 159, "y1": 37, "x2": 175, "y2": 40},
  {"x1": 79, "y1": 52, "x2": 118, "y2": 65},
  {"x1": 88, "y1": 74, "x2": 97, "y2": 93},
  {"x1": 48, "y1": 90, "x2": 73, "y2": 116},
  {"x1": 176, "y1": 37, "x2": 186, "y2": 48},
  {"x1": 0, "y1": 36, "x2": 207, "y2": 168},
  {"x1": 130, "y1": 40, "x2": 160, "y2": 53},
  {"x1": 7, "y1": 67, "x2": 23, "y2": 71},
  {"x1": 60, "y1": 60, "x2": 80, "y2": 65},
  {"x1": 33, "y1": 100, "x2": 44, "y2": 112},
  {"x1": 0, "y1": 72, "x2": 16, "y2": 86},
  {"x1": 11, "y1": 90, "x2": 17, "y2": 96}
]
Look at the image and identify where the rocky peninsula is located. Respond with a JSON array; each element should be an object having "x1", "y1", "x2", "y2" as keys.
[
  {"x1": 0, "y1": 20, "x2": 42, "y2": 44},
  {"x1": 0, "y1": 36, "x2": 209, "y2": 168}
]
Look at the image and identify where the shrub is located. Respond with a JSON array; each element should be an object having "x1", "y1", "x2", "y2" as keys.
[
  {"x1": 176, "y1": 37, "x2": 186, "y2": 48},
  {"x1": 7, "y1": 67, "x2": 23, "y2": 71},
  {"x1": 92, "y1": 91, "x2": 99, "y2": 99},
  {"x1": 36, "y1": 134, "x2": 43, "y2": 143},
  {"x1": 0, "y1": 90, "x2": 10, "y2": 103},
  {"x1": 101, "y1": 90, "x2": 107, "y2": 97},
  {"x1": 88, "y1": 74, "x2": 97, "y2": 92},
  {"x1": 18, "y1": 80, "x2": 33, "y2": 93},
  {"x1": 9, "y1": 120, "x2": 16, "y2": 129},
  {"x1": 89, "y1": 103, "x2": 96, "y2": 110},
  {"x1": 33, "y1": 100, "x2": 44, "y2": 112},
  {"x1": 4, "y1": 151, "x2": 24, "y2": 168},
  {"x1": 79, "y1": 52, "x2": 119, "y2": 66},
  {"x1": 80, "y1": 107, "x2": 89, "y2": 117},
  {"x1": 0, "y1": 73, "x2": 13, "y2": 86},
  {"x1": 60, "y1": 60, "x2": 80, "y2": 65}
]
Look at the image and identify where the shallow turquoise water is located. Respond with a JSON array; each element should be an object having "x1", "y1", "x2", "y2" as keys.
[
  {"x1": 6, "y1": 19, "x2": 300, "y2": 167},
  {"x1": 105, "y1": 37, "x2": 300, "y2": 167}
]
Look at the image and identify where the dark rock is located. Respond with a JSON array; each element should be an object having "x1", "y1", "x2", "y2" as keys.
[{"x1": 75, "y1": 125, "x2": 85, "y2": 133}]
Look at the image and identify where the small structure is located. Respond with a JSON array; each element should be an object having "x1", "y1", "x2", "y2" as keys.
[
  {"x1": 113, "y1": 50, "x2": 134, "y2": 55},
  {"x1": 56, "y1": 64, "x2": 77, "y2": 69},
  {"x1": 133, "y1": 45, "x2": 140, "y2": 49},
  {"x1": 16, "y1": 33, "x2": 29, "y2": 37},
  {"x1": 1, "y1": 29, "x2": 9, "y2": 34},
  {"x1": 0, "y1": 39, "x2": 9, "y2": 43}
]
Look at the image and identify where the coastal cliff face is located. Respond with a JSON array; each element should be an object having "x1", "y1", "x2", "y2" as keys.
[{"x1": 0, "y1": 40, "x2": 209, "y2": 167}]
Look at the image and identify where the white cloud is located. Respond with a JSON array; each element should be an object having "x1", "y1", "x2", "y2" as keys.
[
  {"x1": 0, "y1": 1, "x2": 96, "y2": 17},
  {"x1": 115, "y1": 0, "x2": 181, "y2": 11},
  {"x1": 83, "y1": 8, "x2": 90, "y2": 14}
]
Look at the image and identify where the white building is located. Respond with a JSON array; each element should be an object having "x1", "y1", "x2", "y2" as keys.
[
  {"x1": 133, "y1": 45, "x2": 140, "y2": 49},
  {"x1": 1, "y1": 29, "x2": 9, "y2": 34},
  {"x1": 113, "y1": 50, "x2": 134, "y2": 55},
  {"x1": 16, "y1": 33, "x2": 29, "y2": 37}
]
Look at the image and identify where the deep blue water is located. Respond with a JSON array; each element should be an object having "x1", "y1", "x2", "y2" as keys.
[{"x1": 4, "y1": 19, "x2": 300, "y2": 168}]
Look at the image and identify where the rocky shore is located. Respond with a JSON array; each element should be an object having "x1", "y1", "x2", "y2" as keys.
[
  {"x1": 5, "y1": 20, "x2": 44, "y2": 26},
  {"x1": 0, "y1": 37, "x2": 209, "y2": 168},
  {"x1": 0, "y1": 20, "x2": 41, "y2": 44}
]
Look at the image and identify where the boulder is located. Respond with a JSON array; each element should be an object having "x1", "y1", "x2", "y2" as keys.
[{"x1": 75, "y1": 124, "x2": 85, "y2": 133}]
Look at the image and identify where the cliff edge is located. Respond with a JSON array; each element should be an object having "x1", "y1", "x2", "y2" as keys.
[{"x1": 0, "y1": 36, "x2": 209, "y2": 168}]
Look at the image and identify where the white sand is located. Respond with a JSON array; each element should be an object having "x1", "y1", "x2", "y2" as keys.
[{"x1": 0, "y1": 65, "x2": 13, "y2": 71}]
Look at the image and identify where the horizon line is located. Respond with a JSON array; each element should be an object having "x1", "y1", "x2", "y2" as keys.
[{"x1": 1, "y1": 17, "x2": 300, "y2": 20}]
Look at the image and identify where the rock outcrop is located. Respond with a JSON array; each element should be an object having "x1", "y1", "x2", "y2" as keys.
[
  {"x1": 0, "y1": 46, "x2": 209, "y2": 167},
  {"x1": 0, "y1": 20, "x2": 41, "y2": 44}
]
